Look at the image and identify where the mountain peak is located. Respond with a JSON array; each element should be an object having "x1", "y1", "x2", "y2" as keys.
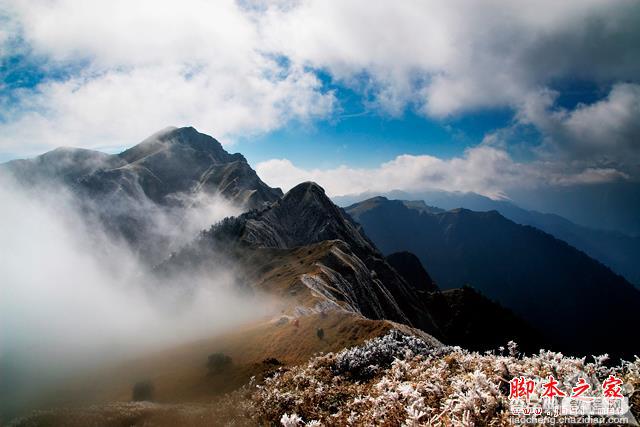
[
  {"x1": 285, "y1": 181, "x2": 326, "y2": 198},
  {"x1": 369, "y1": 196, "x2": 390, "y2": 203},
  {"x1": 156, "y1": 126, "x2": 205, "y2": 142},
  {"x1": 281, "y1": 182, "x2": 333, "y2": 209},
  {"x1": 203, "y1": 181, "x2": 373, "y2": 255},
  {"x1": 119, "y1": 126, "x2": 229, "y2": 164}
]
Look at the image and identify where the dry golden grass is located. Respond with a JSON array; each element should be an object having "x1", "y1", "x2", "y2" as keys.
[{"x1": 9, "y1": 241, "x2": 429, "y2": 425}]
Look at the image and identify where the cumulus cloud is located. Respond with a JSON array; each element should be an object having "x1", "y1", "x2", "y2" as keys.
[
  {"x1": 517, "y1": 83, "x2": 640, "y2": 167},
  {"x1": 259, "y1": 0, "x2": 640, "y2": 117},
  {"x1": 0, "y1": 0, "x2": 335, "y2": 154},
  {"x1": 256, "y1": 145, "x2": 625, "y2": 199},
  {"x1": 0, "y1": 62, "x2": 333, "y2": 155}
]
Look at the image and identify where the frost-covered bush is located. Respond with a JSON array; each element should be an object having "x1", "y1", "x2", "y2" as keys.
[
  {"x1": 12, "y1": 330, "x2": 639, "y2": 426},
  {"x1": 332, "y1": 329, "x2": 438, "y2": 379},
  {"x1": 246, "y1": 330, "x2": 639, "y2": 426}
]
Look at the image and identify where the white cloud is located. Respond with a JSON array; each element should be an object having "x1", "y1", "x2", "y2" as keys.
[
  {"x1": 0, "y1": 0, "x2": 335, "y2": 154},
  {"x1": 513, "y1": 83, "x2": 640, "y2": 170},
  {"x1": 259, "y1": 0, "x2": 640, "y2": 117},
  {"x1": 256, "y1": 145, "x2": 625, "y2": 199},
  {"x1": 560, "y1": 84, "x2": 640, "y2": 156},
  {"x1": 0, "y1": 173, "x2": 275, "y2": 396},
  {"x1": 0, "y1": 62, "x2": 334, "y2": 154}
]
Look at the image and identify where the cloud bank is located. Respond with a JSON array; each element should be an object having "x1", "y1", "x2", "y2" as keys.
[
  {"x1": 1, "y1": 0, "x2": 639, "y2": 192},
  {"x1": 256, "y1": 146, "x2": 628, "y2": 199}
]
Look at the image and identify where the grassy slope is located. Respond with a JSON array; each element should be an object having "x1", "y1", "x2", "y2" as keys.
[{"x1": 14, "y1": 241, "x2": 424, "y2": 422}]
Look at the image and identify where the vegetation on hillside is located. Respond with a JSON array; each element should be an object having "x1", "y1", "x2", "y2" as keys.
[{"x1": 12, "y1": 330, "x2": 638, "y2": 426}]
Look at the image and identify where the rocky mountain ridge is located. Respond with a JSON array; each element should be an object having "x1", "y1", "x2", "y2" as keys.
[{"x1": 1, "y1": 127, "x2": 282, "y2": 263}]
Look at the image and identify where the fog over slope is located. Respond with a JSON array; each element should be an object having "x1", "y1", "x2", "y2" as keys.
[{"x1": 0, "y1": 166, "x2": 275, "y2": 419}]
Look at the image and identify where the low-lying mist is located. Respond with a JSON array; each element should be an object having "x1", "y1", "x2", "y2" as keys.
[{"x1": 0, "y1": 174, "x2": 275, "y2": 419}]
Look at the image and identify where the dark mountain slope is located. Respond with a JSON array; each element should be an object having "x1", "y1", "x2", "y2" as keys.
[
  {"x1": 410, "y1": 189, "x2": 640, "y2": 287},
  {"x1": 385, "y1": 251, "x2": 438, "y2": 293},
  {"x1": 336, "y1": 190, "x2": 640, "y2": 287},
  {"x1": 346, "y1": 197, "x2": 640, "y2": 358},
  {"x1": 422, "y1": 287, "x2": 545, "y2": 353},
  {"x1": 385, "y1": 251, "x2": 543, "y2": 352}
]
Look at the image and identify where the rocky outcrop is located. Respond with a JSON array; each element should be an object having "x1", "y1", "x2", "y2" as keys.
[
  {"x1": 78, "y1": 126, "x2": 282, "y2": 209},
  {"x1": 160, "y1": 182, "x2": 443, "y2": 336}
]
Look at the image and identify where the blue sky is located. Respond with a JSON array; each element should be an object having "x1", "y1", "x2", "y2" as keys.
[
  {"x1": 235, "y1": 98, "x2": 515, "y2": 170},
  {"x1": 235, "y1": 75, "x2": 608, "y2": 169},
  {"x1": 0, "y1": 52, "x2": 517, "y2": 167}
]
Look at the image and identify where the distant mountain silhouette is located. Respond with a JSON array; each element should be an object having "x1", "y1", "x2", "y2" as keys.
[
  {"x1": 335, "y1": 190, "x2": 640, "y2": 288},
  {"x1": 385, "y1": 251, "x2": 438, "y2": 293},
  {"x1": 346, "y1": 196, "x2": 640, "y2": 358}
]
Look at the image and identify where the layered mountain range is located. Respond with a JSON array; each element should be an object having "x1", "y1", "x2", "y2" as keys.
[
  {"x1": 346, "y1": 196, "x2": 640, "y2": 358},
  {"x1": 336, "y1": 189, "x2": 640, "y2": 287},
  {"x1": 2, "y1": 126, "x2": 636, "y2": 360},
  {"x1": 5, "y1": 126, "x2": 281, "y2": 209}
]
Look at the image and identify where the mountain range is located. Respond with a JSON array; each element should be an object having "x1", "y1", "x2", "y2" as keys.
[
  {"x1": 5, "y1": 126, "x2": 281, "y2": 209},
  {"x1": 0, "y1": 127, "x2": 541, "y2": 352},
  {"x1": 5, "y1": 124, "x2": 640, "y2": 424},
  {"x1": 2, "y1": 127, "x2": 638, "y2": 419},
  {"x1": 336, "y1": 190, "x2": 640, "y2": 287},
  {"x1": 346, "y1": 196, "x2": 640, "y2": 358}
]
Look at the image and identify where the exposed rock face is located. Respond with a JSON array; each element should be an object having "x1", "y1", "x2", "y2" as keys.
[
  {"x1": 160, "y1": 182, "x2": 442, "y2": 336},
  {"x1": 1, "y1": 127, "x2": 283, "y2": 263},
  {"x1": 79, "y1": 127, "x2": 282, "y2": 209},
  {"x1": 223, "y1": 182, "x2": 373, "y2": 253}
]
